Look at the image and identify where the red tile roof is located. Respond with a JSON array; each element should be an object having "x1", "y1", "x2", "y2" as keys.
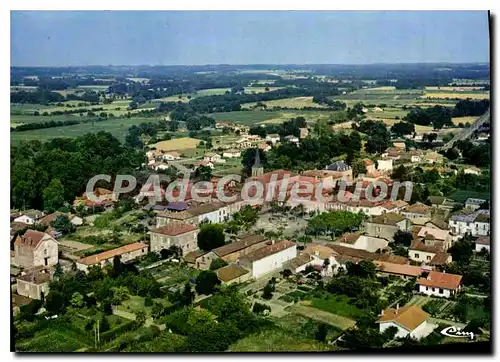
[
  {"x1": 377, "y1": 305, "x2": 429, "y2": 331},
  {"x1": 77, "y1": 242, "x2": 147, "y2": 265},
  {"x1": 417, "y1": 271, "x2": 462, "y2": 290},
  {"x1": 152, "y1": 223, "x2": 197, "y2": 236},
  {"x1": 241, "y1": 240, "x2": 295, "y2": 262},
  {"x1": 15, "y1": 230, "x2": 47, "y2": 248}
]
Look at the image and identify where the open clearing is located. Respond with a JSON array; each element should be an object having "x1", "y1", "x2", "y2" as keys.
[
  {"x1": 289, "y1": 302, "x2": 356, "y2": 330},
  {"x1": 451, "y1": 116, "x2": 479, "y2": 125},
  {"x1": 243, "y1": 86, "x2": 283, "y2": 93},
  {"x1": 151, "y1": 137, "x2": 201, "y2": 151},
  {"x1": 425, "y1": 86, "x2": 486, "y2": 91},
  {"x1": 242, "y1": 96, "x2": 327, "y2": 110}
]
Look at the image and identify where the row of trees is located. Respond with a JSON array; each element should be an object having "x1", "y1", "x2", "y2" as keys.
[
  {"x1": 249, "y1": 116, "x2": 307, "y2": 138},
  {"x1": 403, "y1": 105, "x2": 453, "y2": 130}
]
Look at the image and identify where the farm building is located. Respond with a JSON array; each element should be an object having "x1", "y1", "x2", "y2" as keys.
[
  {"x1": 76, "y1": 242, "x2": 148, "y2": 272},
  {"x1": 238, "y1": 240, "x2": 297, "y2": 279}
]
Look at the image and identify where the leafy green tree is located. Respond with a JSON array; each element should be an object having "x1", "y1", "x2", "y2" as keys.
[
  {"x1": 180, "y1": 282, "x2": 195, "y2": 306},
  {"x1": 45, "y1": 290, "x2": 65, "y2": 315},
  {"x1": 195, "y1": 271, "x2": 221, "y2": 295},
  {"x1": 42, "y1": 178, "x2": 65, "y2": 212},
  {"x1": 54, "y1": 262, "x2": 64, "y2": 278},
  {"x1": 448, "y1": 237, "x2": 474, "y2": 264},
  {"x1": 71, "y1": 292, "x2": 85, "y2": 309},
  {"x1": 262, "y1": 283, "x2": 274, "y2": 300},
  {"x1": 99, "y1": 314, "x2": 110, "y2": 332},
  {"x1": 51, "y1": 214, "x2": 75, "y2": 235},
  {"x1": 197, "y1": 223, "x2": 225, "y2": 251},
  {"x1": 194, "y1": 165, "x2": 213, "y2": 181},
  {"x1": 393, "y1": 230, "x2": 413, "y2": 247},
  {"x1": 135, "y1": 310, "x2": 147, "y2": 327}
]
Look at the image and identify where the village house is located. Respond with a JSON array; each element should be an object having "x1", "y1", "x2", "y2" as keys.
[
  {"x1": 376, "y1": 158, "x2": 394, "y2": 173},
  {"x1": 212, "y1": 234, "x2": 270, "y2": 263},
  {"x1": 408, "y1": 226, "x2": 452, "y2": 265},
  {"x1": 401, "y1": 202, "x2": 432, "y2": 220},
  {"x1": 265, "y1": 133, "x2": 281, "y2": 144},
  {"x1": 379, "y1": 200, "x2": 409, "y2": 214},
  {"x1": 156, "y1": 201, "x2": 241, "y2": 227},
  {"x1": 334, "y1": 233, "x2": 389, "y2": 253},
  {"x1": 465, "y1": 198, "x2": 487, "y2": 211},
  {"x1": 463, "y1": 166, "x2": 482, "y2": 176},
  {"x1": 327, "y1": 244, "x2": 409, "y2": 272},
  {"x1": 426, "y1": 196, "x2": 456, "y2": 211},
  {"x1": 423, "y1": 151, "x2": 444, "y2": 164},
  {"x1": 283, "y1": 252, "x2": 314, "y2": 274},
  {"x1": 416, "y1": 270, "x2": 462, "y2": 298},
  {"x1": 303, "y1": 243, "x2": 339, "y2": 276},
  {"x1": 376, "y1": 305, "x2": 434, "y2": 340},
  {"x1": 392, "y1": 142, "x2": 406, "y2": 151},
  {"x1": 184, "y1": 250, "x2": 216, "y2": 270},
  {"x1": 475, "y1": 236, "x2": 490, "y2": 252},
  {"x1": 146, "y1": 149, "x2": 163, "y2": 160},
  {"x1": 258, "y1": 143, "x2": 272, "y2": 152},
  {"x1": 14, "y1": 230, "x2": 59, "y2": 268},
  {"x1": 363, "y1": 159, "x2": 376, "y2": 175},
  {"x1": 222, "y1": 149, "x2": 241, "y2": 158},
  {"x1": 38, "y1": 212, "x2": 83, "y2": 228},
  {"x1": 150, "y1": 162, "x2": 169, "y2": 171},
  {"x1": 299, "y1": 127, "x2": 309, "y2": 139},
  {"x1": 324, "y1": 160, "x2": 353, "y2": 180},
  {"x1": 16, "y1": 266, "x2": 52, "y2": 300},
  {"x1": 366, "y1": 213, "x2": 411, "y2": 241},
  {"x1": 238, "y1": 240, "x2": 297, "y2": 279},
  {"x1": 76, "y1": 242, "x2": 148, "y2": 272},
  {"x1": 284, "y1": 135, "x2": 300, "y2": 143},
  {"x1": 448, "y1": 209, "x2": 490, "y2": 237},
  {"x1": 162, "y1": 151, "x2": 182, "y2": 161},
  {"x1": 14, "y1": 210, "x2": 45, "y2": 225},
  {"x1": 10, "y1": 221, "x2": 29, "y2": 239},
  {"x1": 375, "y1": 261, "x2": 426, "y2": 280},
  {"x1": 203, "y1": 152, "x2": 222, "y2": 163},
  {"x1": 216, "y1": 264, "x2": 251, "y2": 285},
  {"x1": 149, "y1": 223, "x2": 198, "y2": 254}
]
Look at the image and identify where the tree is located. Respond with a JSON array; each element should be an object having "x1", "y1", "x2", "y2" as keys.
[
  {"x1": 194, "y1": 165, "x2": 212, "y2": 181},
  {"x1": 195, "y1": 271, "x2": 221, "y2": 295},
  {"x1": 135, "y1": 310, "x2": 147, "y2": 327},
  {"x1": 209, "y1": 258, "x2": 228, "y2": 271},
  {"x1": 45, "y1": 290, "x2": 65, "y2": 315},
  {"x1": 352, "y1": 159, "x2": 367, "y2": 177},
  {"x1": 315, "y1": 323, "x2": 328, "y2": 342},
  {"x1": 197, "y1": 223, "x2": 225, "y2": 251},
  {"x1": 393, "y1": 230, "x2": 413, "y2": 247},
  {"x1": 262, "y1": 283, "x2": 274, "y2": 300},
  {"x1": 390, "y1": 122, "x2": 415, "y2": 137},
  {"x1": 54, "y1": 262, "x2": 64, "y2": 278},
  {"x1": 445, "y1": 148, "x2": 460, "y2": 160},
  {"x1": 51, "y1": 215, "x2": 75, "y2": 235},
  {"x1": 99, "y1": 314, "x2": 110, "y2": 332},
  {"x1": 42, "y1": 178, "x2": 65, "y2": 212},
  {"x1": 448, "y1": 237, "x2": 473, "y2": 264},
  {"x1": 180, "y1": 282, "x2": 195, "y2": 306},
  {"x1": 71, "y1": 292, "x2": 85, "y2": 309}
]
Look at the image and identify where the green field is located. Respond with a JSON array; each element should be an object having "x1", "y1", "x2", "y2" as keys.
[
  {"x1": 308, "y1": 295, "x2": 366, "y2": 320},
  {"x1": 206, "y1": 111, "x2": 281, "y2": 125},
  {"x1": 11, "y1": 116, "x2": 154, "y2": 144},
  {"x1": 447, "y1": 189, "x2": 490, "y2": 203}
]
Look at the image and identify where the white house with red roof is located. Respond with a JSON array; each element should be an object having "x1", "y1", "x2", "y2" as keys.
[{"x1": 417, "y1": 271, "x2": 462, "y2": 298}]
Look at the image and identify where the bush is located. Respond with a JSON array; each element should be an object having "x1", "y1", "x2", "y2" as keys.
[
  {"x1": 144, "y1": 296, "x2": 153, "y2": 307},
  {"x1": 252, "y1": 302, "x2": 271, "y2": 315},
  {"x1": 100, "y1": 320, "x2": 138, "y2": 342}
]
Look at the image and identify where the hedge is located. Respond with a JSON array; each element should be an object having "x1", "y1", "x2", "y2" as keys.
[{"x1": 100, "y1": 320, "x2": 138, "y2": 342}]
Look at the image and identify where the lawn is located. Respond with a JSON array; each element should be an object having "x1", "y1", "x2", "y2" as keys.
[
  {"x1": 15, "y1": 328, "x2": 90, "y2": 352},
  {"x1": 289, "y1": 303, "x2": 356, "y2": 330},
  {"x1": 307, "y1": 295, "x2": 366, "y2": 320},
  {"x1": 150, "y1": 263, "x2": 199, "y2": 288}
]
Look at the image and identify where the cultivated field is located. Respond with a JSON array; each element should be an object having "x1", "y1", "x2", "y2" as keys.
[
  {"x1": 10, "y1": 116, "x2": 154, "y2": 144},
  {"x1": 451, "y1": 116, "x2": 479, "y2": 126},
  {"x1": 422, "y1": 92, "x2": 490, "y2": 100},
  {"x1": 152, "y1": 137, "x2": 201, "y2": 152},
  {"x1": 242, "y1": 96, "x2": 327, "y2": 110},
  {"x1": 289, "y1": 302, "x2": 356, "y2": 330}
]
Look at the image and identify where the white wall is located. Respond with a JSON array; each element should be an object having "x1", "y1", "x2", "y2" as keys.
[
  {"x1": 379, "y1": 321, "x2": 409, "y2": 339},
  {"x1": 410, "y1": 320, "x2": 433, "y2": 339},
  {"x1": 14, "y1": 215, "x2": 35, "y2": 225},
  {"x1": 251, "y1": 245, "x2": 297, "y2": 279},
  {"x1": 409, "y1": 249, "x2": 436, "y2": 264},
  {"x1": 418, "y1": 284, "x2": 452, "y2": 298},
  {"x1": 475, "y1": 244, "x2": 490, "y2": 253}
]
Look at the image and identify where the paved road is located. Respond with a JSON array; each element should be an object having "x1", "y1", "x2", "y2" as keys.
[{"x1": 441, "y1": 109, "x2": 490, "y2": 151}]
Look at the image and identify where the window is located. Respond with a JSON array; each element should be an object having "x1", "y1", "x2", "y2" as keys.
[
  {"x1": 426, "y1": 256, "x2": 431, "y2": 261},
  {"x1": 439, "y1": 288, "x2": 444, "y2": 294},
  {"x1": 414, "y1": 253, "x2": 419, "y2": 258},
  {"x1": 433, "y1": 288, "x2": 436, "y2": 292},
  {"x1": 44, "y1": 249, "x2": 47, "y2": 256}
]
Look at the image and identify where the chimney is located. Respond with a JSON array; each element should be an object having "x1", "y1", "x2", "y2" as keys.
[
  {"x1": 271, "y1": 240, "x2": 275, "y2": 245},
  {"x1": 395, "y1": 303, "x2": 399, "y2": 314},
  {"x1": 314, "y1": 250, "x2": 319, "y2": 257},
  {"x1": 380, "y1": 309, "x2": 384, "y2": 316}
]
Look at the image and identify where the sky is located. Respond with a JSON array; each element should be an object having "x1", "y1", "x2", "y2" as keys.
[{"x1": 11, "y1": 11, "x2": 490, "y2": 66}]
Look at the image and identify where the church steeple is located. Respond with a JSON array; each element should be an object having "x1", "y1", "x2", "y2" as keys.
[{"x1": 251, "y1": 148, "x2": 264, "y2": 177}]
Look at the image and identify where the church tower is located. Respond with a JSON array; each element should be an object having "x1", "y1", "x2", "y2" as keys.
[{"x1": 251, "y1": 147, "x2": 264, "y2": 177}]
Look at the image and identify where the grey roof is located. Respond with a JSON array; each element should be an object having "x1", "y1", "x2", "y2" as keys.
[
  {"x1": 325, "y1": 161, "x2": 351, "y2": 172},
  {"x1": 465, "y1": 198, "x2": 487, "y2": 206},
  {"x1": 450, "y1": 209, "x2": 489, "y2": 223}
]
